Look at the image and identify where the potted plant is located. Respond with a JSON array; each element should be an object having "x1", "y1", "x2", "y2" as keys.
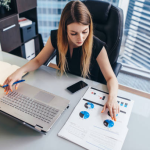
[{"x1": 0, "y1": 0, "x2": 11, "y2": 15}]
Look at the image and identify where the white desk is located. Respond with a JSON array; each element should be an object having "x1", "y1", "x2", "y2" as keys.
[{"x1": 0, "y1": 51, "x2": 150, "y2": 150}]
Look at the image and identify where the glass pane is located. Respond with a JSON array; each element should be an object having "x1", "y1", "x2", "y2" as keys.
[
  {"x1": 37, "y1": 0, "x2": 72, "y2": 44},
  {"x1": 118, "y1": 0, "x2": 150, "y2": 71}
]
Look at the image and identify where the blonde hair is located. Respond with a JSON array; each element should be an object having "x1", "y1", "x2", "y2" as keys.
[{"x1": 57, "y1": 0, "x2": 93, "y2": 78}]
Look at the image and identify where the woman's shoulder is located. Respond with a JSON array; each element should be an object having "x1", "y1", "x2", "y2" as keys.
[{"x1": 50, "y1": 29, "x2": 58, "y2": 49}]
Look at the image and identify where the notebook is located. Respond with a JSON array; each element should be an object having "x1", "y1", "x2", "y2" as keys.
[{"x1": 0, "y1": 61, "x2": 27, "y2": 86}]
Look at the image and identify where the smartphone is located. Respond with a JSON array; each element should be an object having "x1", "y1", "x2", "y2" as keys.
[{"x1": 66, "y1": 81, "x2": 88, "y2": 94}]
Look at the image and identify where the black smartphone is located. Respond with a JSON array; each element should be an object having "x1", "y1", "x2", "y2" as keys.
[{"x1": 67, "y1": 81, "x2": 88, "y2": 93}]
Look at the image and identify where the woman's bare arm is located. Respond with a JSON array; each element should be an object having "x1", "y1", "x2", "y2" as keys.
[
  {"x1": 96, "y1": 46, "x2": 119, "y2": 121},
  {"x1": 3, "y1": 37, "x2": 55, "y2": 92}
]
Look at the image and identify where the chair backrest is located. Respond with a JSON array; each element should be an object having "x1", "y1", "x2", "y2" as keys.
[{"x1": 83, "y1": 0, "x2": 123, "y2": 65}]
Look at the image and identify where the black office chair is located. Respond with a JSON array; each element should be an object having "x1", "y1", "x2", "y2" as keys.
[
  {"x1": 82, "y1": 0, "x2": 123, "y2": 84},
  {"x1": 45, "y1": 0, "x2": 123, "y2": 84}
]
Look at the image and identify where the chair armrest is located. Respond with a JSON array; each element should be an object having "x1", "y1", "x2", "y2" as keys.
[
  {"x1": 43, "y1": 49, "x2": 56, "y2": 66},
  {"x1": 112, "y1": 62, "x2": 122, "y2": 77}
]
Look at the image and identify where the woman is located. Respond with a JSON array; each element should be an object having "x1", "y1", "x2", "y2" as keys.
[{"x1": 3, "y1": 0, "x2": 119, "y2": 121}]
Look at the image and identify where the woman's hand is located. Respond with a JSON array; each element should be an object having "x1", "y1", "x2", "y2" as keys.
[
  {"x1": 101, "y1": 95, "x2": 120, "y2": 121},
  {"x1": 3, "y1": 69, "x2": 24, "y2": 94}
]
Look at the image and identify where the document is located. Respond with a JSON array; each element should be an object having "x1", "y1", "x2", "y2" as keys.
[
  {"x1": 58, "y1": 87, "x2": 134, "y2": 150},
  {"x1": 83, "y1": 87, "x2": 134, "y2": 126},
  {"x1": 86, "y1": 126, "x2": 128, "y2": 150}
]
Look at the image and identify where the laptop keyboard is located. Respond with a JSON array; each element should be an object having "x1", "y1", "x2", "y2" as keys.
[{"x1": 0, "y1": 91, "x2": 59, "y2": 124}]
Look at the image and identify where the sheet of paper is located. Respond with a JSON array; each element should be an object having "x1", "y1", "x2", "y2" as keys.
[
  {"x1": 60, "y1": 98, "x2": 127, "y2": 140},
  {"x1": 58, "y1": 87, "x2": 133, "y2": 150},
  {"x1": 83, "y1": 87, "x2": 134, "y2": 126},
  {"x1": 58, "y1": 99, "x2": 128, "y2": 149},
  {"x1": 0, "y1": 61, "x2": 11, "y2": 73},
  {"x1": 58, "y1": 122, "x2": 89, "y2": 149},
  {"x1": 86, "y1": 102, "x2": 128, "y2": 141},
  {"x1": 86, "y1": 127, "x2": 128, "y2": 150},
  {"x1": 0, "y1": 62, "x2": 20, "y2": 86}
]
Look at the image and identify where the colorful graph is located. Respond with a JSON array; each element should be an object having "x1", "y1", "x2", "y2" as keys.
[
  {"x1": 84, "y1": 102, "x2": 94, "y2": 109},
  {"x1": 120, "y1": 102, "x2": 124, "y2": 106},
  {"x1": 124, "y1": 103, "x2": 128, "y2": 107},
  {"x1": 91, "y1": 92, "x2": 105, "y2": 100},
  {"x1": 79, "y1": 111, "x2": 90, "y2": 119},
  {"x1": 103, "y1": 119, "x2": 114, "y2": 128},
  {"x1": 118, "y1": 101, "x2": 128, "y2": 107},
  {"x1": 107, "y1": 111, "x2": 118, "y2": 117}
]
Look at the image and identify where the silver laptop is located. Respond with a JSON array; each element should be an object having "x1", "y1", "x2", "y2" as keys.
[{"x1": 0, "y1": 82, "x2": 70, "y2": 134}]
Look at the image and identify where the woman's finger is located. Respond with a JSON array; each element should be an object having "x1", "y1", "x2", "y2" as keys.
[
  {"x1": 118, "y1": 106, "x2": 120, "y2": 113},
  {"x1": 113, "y1": 108, "x2": 117, "y2": 121},
  {"x1": 9, "y1": 81, "x2": 14, "y2": 92},
  {"x1": 15, "y1": 83, "x2": 20, "y2": 90},
  {"x1": 116, "y1": 107, "x2": 118, "y2": 115},
  {"x1": 101, "y1": 103, "x2": 106, "y2": 113},
  {"x1": 5, "y1": 83, "x2": 9, "y2": 94},
  {"x1": 3, "y1": 78, "x2": 9, "y2": 93},
  {"x1": 108, "y1": 105, "x2": 113, "y2": 120},
  {"x1": 6, "y1": 86, "x2": 9, "y2": 94},
  {"x1": 6, "y1": 85, "x2": 10, "y2": 93},
  {"x1": 6, "y1": 78, "x2": 11, "y2": 93}
]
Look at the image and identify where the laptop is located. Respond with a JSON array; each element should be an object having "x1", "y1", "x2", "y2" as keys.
[{"x1": 0, "y1": 82, "x2": 70, "y2": 134}]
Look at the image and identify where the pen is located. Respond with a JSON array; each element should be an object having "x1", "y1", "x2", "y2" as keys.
[{"x1": 2, "y1": 80, "x2": 25, "y2": 88}]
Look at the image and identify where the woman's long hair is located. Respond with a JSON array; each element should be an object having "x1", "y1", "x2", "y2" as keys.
[{"x1": 57, "y1": 0, "x2": 93, "y2": 78}]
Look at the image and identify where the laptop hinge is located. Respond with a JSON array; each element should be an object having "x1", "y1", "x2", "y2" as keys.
[{"x1": 35, "y1": 125, "x2": 43, "y2": 131}]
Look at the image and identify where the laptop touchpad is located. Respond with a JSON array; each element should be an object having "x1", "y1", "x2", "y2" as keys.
[{"x1": 34, "y1": 91, "x2": 55, "y2": 103}]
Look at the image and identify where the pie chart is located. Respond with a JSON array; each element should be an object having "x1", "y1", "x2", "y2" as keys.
[
  {"x1": 79, "y1": 111, "x2": 90, "y2": 119},
  {"x1": 84, "y1": 102, "x2": 94, "y2": 109},
  {"x1": 108, "y1": 111, "x2": 118, "y2": 117},
  {"x1": 103, "y1": 119, "x2": 114, "y2": 128}
]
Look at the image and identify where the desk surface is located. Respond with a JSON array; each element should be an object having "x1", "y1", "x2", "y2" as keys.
[{"x1": 0, "y1": 51, "x2": 150, "y2": 150}]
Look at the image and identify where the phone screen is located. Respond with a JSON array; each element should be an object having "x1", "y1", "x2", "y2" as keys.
[{"x1": 67, "y1": 81, "x2": 88, "y2": 93}]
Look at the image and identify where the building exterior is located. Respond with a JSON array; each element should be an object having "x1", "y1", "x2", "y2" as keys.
[{"x1": 120, "y1": 0, "x2": 150, "y2": 70}]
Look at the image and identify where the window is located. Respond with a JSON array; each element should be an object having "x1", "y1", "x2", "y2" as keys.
[
  {"x1": 118, "y1": 0, "x2": 150, "y2": 72},
  {"x1": 37, "y1": 0, "x2": 71, "y2": 44}
]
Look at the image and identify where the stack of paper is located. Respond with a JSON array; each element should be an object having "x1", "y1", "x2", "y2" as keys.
[
  {"x1": 58, "y1": 87, "x2": 134, "y2": 150},
  {"x1": 18, "y1": 17, "x2": 32, "y2": 27}
]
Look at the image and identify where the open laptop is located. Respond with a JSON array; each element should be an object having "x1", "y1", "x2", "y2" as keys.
[{"x1": 0, "y1": 82, "x2": 70, "y2": 134}]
